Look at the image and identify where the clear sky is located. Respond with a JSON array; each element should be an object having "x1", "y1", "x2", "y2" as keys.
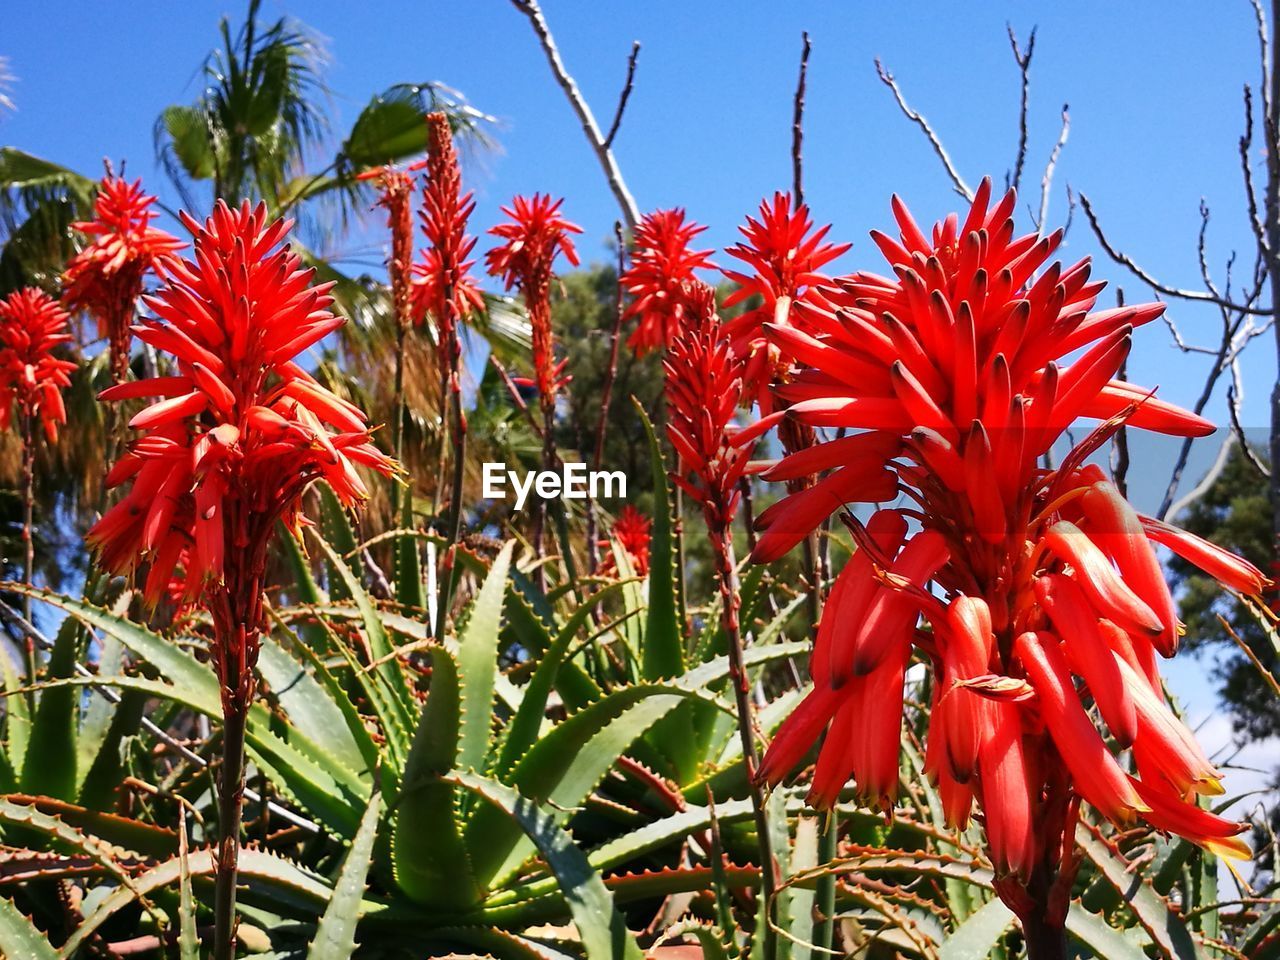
[{"x1": 4, "y1": 2, "x2": 1277, "y2": 803}]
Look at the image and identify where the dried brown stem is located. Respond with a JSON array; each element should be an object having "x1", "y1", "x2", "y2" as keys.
[
  {"x1": 792, "y1": 32, "x2": 811, "y2": 204},
  {"x1": 604, "y1": 41, "x2": 641, "y2": 150},
  {"x1": 1078, "y1": 192, "x2": 1272, "y2": 315},
  {"x1": 1007, "y1": 25, "x2": 1036, "y2": 193},
  {"x1": 875, "y1": 58, "x2": 973, "y2": 200},
  {"x1": 712, "y1": 523, "x2": 777, "y2": 959}
]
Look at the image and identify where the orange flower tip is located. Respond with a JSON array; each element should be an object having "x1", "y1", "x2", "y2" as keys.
[
  {"x1": 1191, "y1": 777, "x2": 1226, "y2": 798},
  {"x1": 1206, "y1": 835, "x2": 1252, "y2": 862}
]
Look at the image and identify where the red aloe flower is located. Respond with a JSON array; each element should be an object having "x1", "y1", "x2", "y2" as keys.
[
  {"x1": 750, "y1": 181, "x2": 1260, "y2": 946},
  {"x1": 0, "y1": 288, "x2": 77, "y2": 444},
  {"x1": 664, "y1": 282, "x2": 754, "y2": 532},
  {"x1": 0, "y1": 288, "x2": 78, "y2": 652},
  {"x1": 86, "y1": 199, "x2": 397, "y2": 956},
  {"x1": 620, "y1": 208, "x2": 715, "y2": 356},
  {"x1": 486, "y1": 193, "x2": 581, "y2": 404},
  {"x1": 486, "y1": 194, "x2": 581, "y2": 568},
  {"x1": 357, "y1": 162, "x2": 422, "y2": 335},
  {"x1": 412, "y1": 113, "x2": 484, "y2": 344},
  {"x1": 721, "y1": 192, "x2": 850, "y2": 412},
  {"x1": 63, "y1": 171, "x2": 185, "y2": 382},
  {"x1": 88, "y1": 198, "x2": 396, "y2": 605},
  {"x1": 599, "y1": 504, "x2": 652, "y2": 577}
]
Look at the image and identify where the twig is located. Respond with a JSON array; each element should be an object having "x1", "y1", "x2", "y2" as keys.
[
  {"x1": 1078, "y1": 192, "x2": 1273, "y2": 315},
  {"x1": 1241, "y1": 85, "x2": 1270, "y2": 256},
  {"x1": 792, "y1": 32, "x2": 811, "y2": 205},
  {"x1": 587, "y1": 223, "x2": 628, "y2": 573},
  {"x1": 509, "y1": 0, "x2": 640, "y2": 228},
  {"x1": 1007, "y1": 25, "x2": 1036, "y2": 193},
  {"x1": 1252, "y1": 0, "x2": 1272, "y2": 122},
  {"x1": 1111, "y1": 291, "x2": 1130, "y2": 498},
  {"x1": 489, "y1": 354, "x2": 544, "y2": 438},
  {"x1": 604, "y1": 41, "x2": 641, "y2": 149},
  {"x1": 596, "y1": 222, "x2": 627, "y2": 472},
  {"x1": 1229, "y1": 367, "x2": 1271, "y2": 477},
  {"x1": 1037, "y1": 104, "x2": 1070, "y2": 231},
  {"x1": 1167, "y1": 431, "x2": 1237, "y2": 520},
  {"x1": 875, "y1": 58, "x2": 973, "y2": 200}
]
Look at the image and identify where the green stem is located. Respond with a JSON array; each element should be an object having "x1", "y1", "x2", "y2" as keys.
[{"x1": 813, "y1": 817, "x2": 837, "y2": 951}]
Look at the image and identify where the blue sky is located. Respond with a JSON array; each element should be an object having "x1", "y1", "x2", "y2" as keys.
[{"x1": 4, "y1": 2, "x2": 1277, "y2": 789}]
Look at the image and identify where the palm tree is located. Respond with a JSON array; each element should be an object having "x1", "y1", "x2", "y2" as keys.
[{"x1": 0, "y1": 0, "x2": 519, "y2": 547}]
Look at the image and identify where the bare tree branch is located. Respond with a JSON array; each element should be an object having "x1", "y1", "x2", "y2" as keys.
[
  {"x1": 1241, "y1": 85, "x2": 1270, "y2": 256},
  {"x1": 1252, "y1": 0, "x2": 1272, "y2": 121},
  {"x1": 1036, "y1": 103, "x2": 1070, "y2": 231},
  {"x1": 1111, "y1": 290, "x2": 1131, "y2": 497},
  {"x1": 1167, "y1": 430, "x2": 1238, "y2": 520},
  {"x1": 1229, "y1": 368, "x2": 1272, "y2": 476},
  {"x1": 1078, "y1": 192, "x2": 1273, "y2": 315},
  {"x1": 793, "y1": 32, "x2": 812, "y2": 205},
  {"x1": 509, "y1": 0, "x2": 640, "y2": 229},
  {"x1": 875, "y1": 57, "x2": 974, "y2": 200},
  {"x1": 1007, "y1": 25, "x2": 1036, "y2": 193},
  {"x1": 604, "y1": 41, "x2": 641, "y2": 149}
]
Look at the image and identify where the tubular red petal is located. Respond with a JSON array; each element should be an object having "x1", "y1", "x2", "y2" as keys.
[
  {"x1": 813, "y1": 510, "x2": 908, "y2": 687},
  {"x1": 1081, "y1": 482, "x2": 1181, "y2": 655},
  {"x1": 128, "y1": 391, "x2": 208, "y2": 430},
  {"x1": 1014, "y1": 631, "x2": 1146, "y2": 823},
  {"x1": 1043, "y1": 520, "x2": 1164, "y2": 635},
  {"x1": 1035, "y1": 574, "x2": 1138, "y2": 748},
  {"x1": 978, "y1": 699, "x2": 1035, "y2": 880},
  {"x1": 1139, "y1": 515, "x2": 1270, "y2": 596},
  {"x1": 1077, "y1": 382, "x2": 1215, "y2": 437},
  {"x1": 1131, "y1": 776, "x2": 1249, "y2": 860},
  {"x1": 849, "y1": 529, "x2": 949, "y2": 676}
]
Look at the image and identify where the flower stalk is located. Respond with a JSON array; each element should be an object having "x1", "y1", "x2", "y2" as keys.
[
  {"x1": 0, "y1": 288, "x2": 76, "y2": 682},
  {"x1": 664, "y1": 283, "x2": 777, "y2": 954},
  {"x1": 487, "y1": 194, "x2": 581, "y2": 571},
  {"x1": 413, "y1": 112, "x2": 483, "y2": 634},
  {"x1": 89, "y1": 201, "x2": 395, "y2": 959}
]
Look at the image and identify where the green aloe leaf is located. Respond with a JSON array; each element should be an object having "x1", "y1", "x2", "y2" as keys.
[
  {"x1": 393, "y1": 647, "x2": 479, "y2": 908},
  {"x1": 495, "y1": 578, "x2": 634, "y2": 775},
  {"x1": 1065, "y1": 901, "x2": 1152, "y2": 960},
  {"x1": 503, "y1": 586, "x2": 599, "y2": 710},
  {"x1": 318, "y1": 482, "x2": 366, "y2": 600},
  {"x1": 937, "y1": 897, "x2": 1013, "y2": 960},
  {"x1": 20, "y1": 616, "x2": 81, "y2": 800},
  {"x1": 466, "y1": 685, "x2": 723, "y2": 891},
  {"x1": 0, "y1": 896, "x2": 56, "y2": 960},
  {"x1": 636, "y1": 401, "x2": 682, "y2": 681},
  {"x1": 11, "y1": 586, "x2": 369, "y2": 834},
  {"x1": 456, "y1": 541, "x2": 514, "y2": 774},
  {"x1": 308, "y1": 787, "x2": 383, "y2": 960},
  {"x1": 178, "y1": 808, "x2": 198, "y2": 960},
  {"x1": 1076, "y1": 826, "x2": 1204, "y2": 959},
  {"x1": 394, "y1": 491, "x2": 426, "y2": 612},
  {"x1": 59, "y1": 847, "x2": 338, "y2": 958},
  {"x1": 310, "y1": 535, "x2": 416, "y2": 746},
  {"x1": 447, "y1": 770, "x2": 644, "y2": 960},
  {"x1": 1, "y1": 646, "x2": 29, "y2": 775},
  {"x1": 0, "y1": 795, "x2": 175, "y2": 858},
  {"x1": 258, "y1": 629, "x2": 368, "y2": 777}
]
